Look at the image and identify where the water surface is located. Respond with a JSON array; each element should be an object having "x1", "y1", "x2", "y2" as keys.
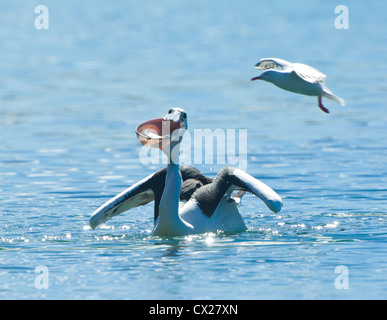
[{"x1": 1, "y1": 0, "x2": 386, "y2": 299}]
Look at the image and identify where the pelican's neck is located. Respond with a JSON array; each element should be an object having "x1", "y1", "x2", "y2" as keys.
[
  {"x1": 160, "y1": 161, "x2": 181, "y2": 220},
  {"x1": 167, "y1": 137, "x2": 181, "y2": 165},
  {"x1": 154, "y1": 140, "x2": 193, "y2": 236}
]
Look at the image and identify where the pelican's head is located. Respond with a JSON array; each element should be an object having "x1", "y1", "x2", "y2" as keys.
[
  {"x1": 136, "y1": 107, "x2": 188, "y2": 161},
  {"x1": 164, "y1": 107, "x2": 188, "y2": 132}
]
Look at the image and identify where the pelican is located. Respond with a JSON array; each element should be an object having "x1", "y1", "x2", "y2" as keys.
[
  {"x1": 89, "y1": 108, "x2": 283, "y2": 236},
  {"x1": 251, "y1": 58, "x2": 345, "y2": 113}
]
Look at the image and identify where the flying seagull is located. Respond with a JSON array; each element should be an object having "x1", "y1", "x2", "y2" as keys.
[{"x1": 251, "y1": 58, "x2": 345, "y2": 113}]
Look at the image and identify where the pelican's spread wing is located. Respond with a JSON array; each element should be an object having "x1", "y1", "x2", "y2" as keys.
[
  {"x1": 255, "y1": 58, "x2": 293, "y2": 70},
  {"x1": 293, "y1": 63, "x2": 327, "y2": 84},
  {"x1": 89, "y1": 174, "x2": 157, "y2": 229},
  {"x1": 192, "y1": 167, "x2": 283, "y2": 217},
  {"x1": 89, "y1": 166, "x2": 212, "y2": 229},
  {"x1": 231, "y1": 169, "x2": 283, "y2": 213}
]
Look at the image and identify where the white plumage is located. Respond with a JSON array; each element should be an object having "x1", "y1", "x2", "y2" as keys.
[
  {"x1": 251, "y1": 58, "x2": 345, "y2": 113},
  {"x1": 90, "y1": 109, "x2": 283, "y2": 237}
]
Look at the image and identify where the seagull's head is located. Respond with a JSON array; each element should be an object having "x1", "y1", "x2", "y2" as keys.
[{"x1": 251, "y1": 70, "x2": 276, "y2": 82}]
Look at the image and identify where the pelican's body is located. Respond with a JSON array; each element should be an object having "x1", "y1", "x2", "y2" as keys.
[
  {"x1": 153, "y1": 164, "x2": 249, "y2": 236},
  {"x1": 89, "y1": 164, "x2": 282, "y2": 236},
  {"x1": 89, "y1": 108, "x2": 283, "y2": 236},
  {"x1": 251, "y1": 58, "x2": 345, "y2": 113},
  {"x1": 178, "y1": 196, "x2": 245, "y2": 235}
]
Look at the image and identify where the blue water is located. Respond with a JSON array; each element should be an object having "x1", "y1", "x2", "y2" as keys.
[{"x1": 1, "y1": 0, "x2": 387, "y2": 299}]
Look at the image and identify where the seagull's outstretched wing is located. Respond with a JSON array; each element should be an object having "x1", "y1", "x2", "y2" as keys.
[
  {"x1": 255, "y1": 58, "x2": 327, "y2": 84},
  {"x1": 192, "y1": 167, "x2": 283, "y2": 217},
  {"x1": 254, "y1": 58, "x2": 293, "y2": 70},
  {"x1": 89, "y1": 166, "x2": 212, "y2": 229},
  {"x1": 293, "y1": 63, "x2": 327, "y2": 84}
]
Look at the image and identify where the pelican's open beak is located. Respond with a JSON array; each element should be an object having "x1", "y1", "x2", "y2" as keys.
[{"x1": 135, "y1": 108, "x2": 187, "y2": 152}]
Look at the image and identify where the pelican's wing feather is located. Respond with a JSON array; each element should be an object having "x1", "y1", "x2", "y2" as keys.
[
  {"x1": 89, "y1": 166, "x2": 212, "y2": 229},
  {"x1": 192, "y1": 167, "x2": 283, "y2": 217},
  {"x1": 89, "y1": 173, "x2": 156, "y2": 229},
  {"x1": 230, "y1": 169, "x2": 283, "y2": 213}
]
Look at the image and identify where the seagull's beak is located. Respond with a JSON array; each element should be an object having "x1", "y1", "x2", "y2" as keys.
[{"x1": 250, "y1": 76, "x2": 261, "y2": 81}]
